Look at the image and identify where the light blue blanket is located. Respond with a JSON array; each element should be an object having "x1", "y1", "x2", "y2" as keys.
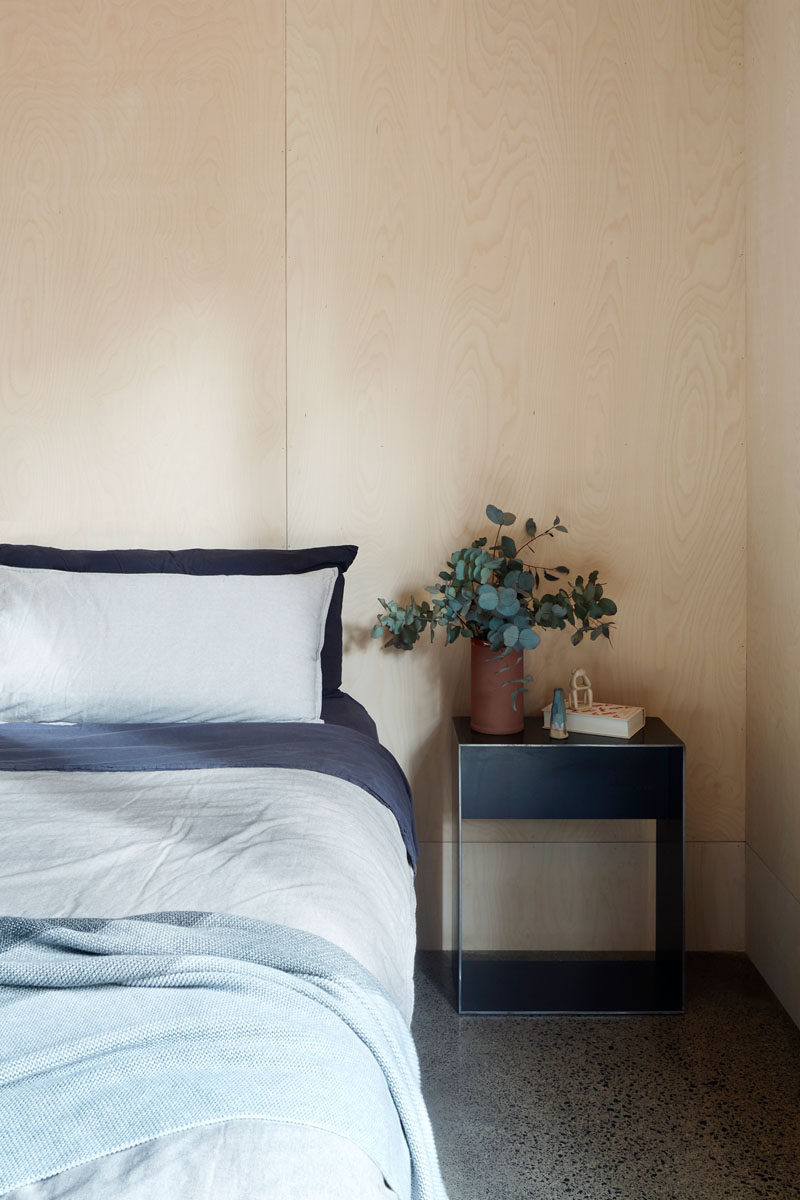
[{"x1": 0, "y1": 912, "x2": 448, "y2": 1199}]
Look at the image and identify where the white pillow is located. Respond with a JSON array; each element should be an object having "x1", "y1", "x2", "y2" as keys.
[{"x1": 0, "y1": 565, "x2": 337, "y2": 724}]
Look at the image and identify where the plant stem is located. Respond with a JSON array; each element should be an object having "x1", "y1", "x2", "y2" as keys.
[{"x1": 515, "y1": 524, "x2": 557, "y2": 556}]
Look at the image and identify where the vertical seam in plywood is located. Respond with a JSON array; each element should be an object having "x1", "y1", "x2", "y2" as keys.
[
  {"x1": 283, "y1": 1, "x2": 289, "y2": 549},
  {"x1": 743, "y1": 1, "x2": 752, "y2": 950},
  {"x1": 743, "y1": 0, "x2": 751, "y2": 871}
]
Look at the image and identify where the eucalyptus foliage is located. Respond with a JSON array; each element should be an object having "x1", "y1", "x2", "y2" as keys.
[{"x1": 371, "y1": 503, "x2": 617, "y2": 655}]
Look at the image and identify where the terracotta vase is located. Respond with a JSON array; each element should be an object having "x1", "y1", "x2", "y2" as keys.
[{"x1": 469, "y1": 639, "x2": 525, "y2": 735}]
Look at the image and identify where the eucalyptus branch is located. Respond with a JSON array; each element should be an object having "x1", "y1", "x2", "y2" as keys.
[
  {"x1": 515, "y1": 528, "x2": 555, "y2": 556},
  {"x1": 371, "y1": 504, "x2": 617, "y2": 654}
]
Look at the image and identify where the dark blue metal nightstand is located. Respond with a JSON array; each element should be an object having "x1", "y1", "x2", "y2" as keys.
[{"x1": 453, "y1": 715, "x2": 685, "y2": 1015}]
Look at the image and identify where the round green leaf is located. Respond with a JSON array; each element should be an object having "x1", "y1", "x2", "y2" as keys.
[
  {"x1": 477, "y1": 585, "x2": 498, "y2": 610},
  {"x1": 518, "y1": 627, "x2": 540, "y2": 649},
  {"x1": 497, "y1": 597, "x2": 521, "y2": 618}
]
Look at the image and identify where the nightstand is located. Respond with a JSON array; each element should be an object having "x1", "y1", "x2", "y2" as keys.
[{"x1": 453, "y1": 715, "x2": 685, "y2": 1015}]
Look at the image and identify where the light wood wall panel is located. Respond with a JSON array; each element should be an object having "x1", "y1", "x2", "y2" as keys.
[
  {"x1": 416, "y1": 837, "x2": 745, "y2": 953},
  {"x1": 287, "y1": 1, "x2": 745, "y2": 950},
  {"x1": 1, "y1": 1, "x2": 746, "y2": 954},
  {"x1": 746, "y1": 849, "x2": 800, "y2": 1029},
  {"x1": 745, "y1": 0, "x2": 800, "y2": 1020},
  {"x1": 462, "y1": 840, "x2": 656, "y2": 953},
  {"x1": 685, "y1": 841, "x2": 745, "y2": 952},
  {"x1": 0, "y1": 1, "x2": 286, "y2": 548}
]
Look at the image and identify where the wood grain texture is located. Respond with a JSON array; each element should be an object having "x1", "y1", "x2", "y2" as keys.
[
  {"x1": 0, "y1": 1, "x2": 286, "y2": 547},
  {"x1": 462, "y1": 841, "x2": 656, "y2": 952},
  {"x1": 415, "y1": 840, "x2": 457, "y2": 953},
  {"x1": 745, "y1": 0, "x2": 800, "y2": 905},
  {"x1": 461, "y1": 818, "x2": 655, "y2": 843},
  {"x1": 745, "y1": 0, "x2": 800, "y2": 1017},
  {"x1": 685, "y1": 840, "x2": 745, "y2": 951},
  {"x1": 418, "y1": 836, "x2": 744, "y2": 952},
  {"x1": 0, "y1": 1, "x2": 746, "y2": 953},
  {"x1": 288, "y1": 0, "x2": 745, "y2": 947}
]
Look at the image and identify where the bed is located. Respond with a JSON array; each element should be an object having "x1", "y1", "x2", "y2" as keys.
[{"x1": 0, "y1": 545, "x2": 448, "y2": 1200}]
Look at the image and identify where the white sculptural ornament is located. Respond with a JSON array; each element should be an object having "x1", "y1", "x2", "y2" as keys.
[{"x1": 569, "y1": 667, "x2": 593, "y2": 710}]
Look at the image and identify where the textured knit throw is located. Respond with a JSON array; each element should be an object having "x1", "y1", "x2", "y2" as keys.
[{"x1": 0, "y1": 911, "x2": 448, "y2": 1200}]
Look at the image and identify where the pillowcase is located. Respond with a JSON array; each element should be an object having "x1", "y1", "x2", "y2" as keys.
[
  {"x1": 0, "y1": 564, "x2": 337, "y2": 724},
  {"x1": 0, "y1": 543, "x2": 358, "y2": 697}
]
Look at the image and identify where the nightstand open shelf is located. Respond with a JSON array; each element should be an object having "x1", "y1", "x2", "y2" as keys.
[{"x1": 453, "y1": 715, "x2": 685, "y2": 1015}]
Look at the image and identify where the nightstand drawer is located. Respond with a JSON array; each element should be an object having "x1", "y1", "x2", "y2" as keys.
[{"x1": 459, "y1": 743, "x2": 675, "y2": 820}]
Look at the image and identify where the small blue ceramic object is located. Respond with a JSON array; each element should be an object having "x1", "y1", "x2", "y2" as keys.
[{"x1": 550, "y1": 686, "x2": 568, "y2": 739}]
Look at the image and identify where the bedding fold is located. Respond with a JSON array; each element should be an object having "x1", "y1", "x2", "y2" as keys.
[{"x1": 0, "y1": 721, "x2": 416, "y2": 868}]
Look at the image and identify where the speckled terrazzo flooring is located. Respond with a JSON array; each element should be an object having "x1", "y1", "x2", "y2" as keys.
[{"x1": 412, "y1": 953, "x2": 800, "y2": 1200}]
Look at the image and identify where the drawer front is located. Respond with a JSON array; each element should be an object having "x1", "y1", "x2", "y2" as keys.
[{"x1": 459, "y1": 744, "x2": 678, "y2": 820}]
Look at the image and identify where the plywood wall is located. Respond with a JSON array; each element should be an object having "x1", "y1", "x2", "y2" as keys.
[
  {"x1": 287, "y1": 0, "x2": 746, "y2": 951},
  {"x1": 0, "y1": 0, "x2": 286, "y2": 548},
  {"x1": 1, "y1": 1, "x2": 746, "y2": 952},
  {"x1": 745, "y1": 0, "x2": 800, "y2": 1025}
]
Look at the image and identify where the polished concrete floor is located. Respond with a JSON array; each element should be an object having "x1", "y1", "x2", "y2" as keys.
[{"x1": 412, "y1": 953, "x2": 800, "y2": 1200}]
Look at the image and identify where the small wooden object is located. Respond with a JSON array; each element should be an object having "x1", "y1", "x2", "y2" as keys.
[{"x1": 569, "y1": 667, "x2": 593, "y2": 710}]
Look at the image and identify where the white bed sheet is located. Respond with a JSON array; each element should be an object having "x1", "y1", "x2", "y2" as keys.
[
  {"x1": 0, "y1": 765, "x2": 418, "y2": 1200},
  {"x1": 8, "y1": 1123, "x2": 400, "y2": 1200},
  {"x1": 0, "y1": 766, "x2": 415, "y2": 1019}
]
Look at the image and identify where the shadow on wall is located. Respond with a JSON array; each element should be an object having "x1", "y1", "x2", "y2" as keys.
[
  {"x1": 342, "y1": 622, "x2": 375, "y2": 655},
  {"x1": 414, "y1": 837, "x2": 455, "y2": 953},
  {"x1": 407, "y1": 651, "x2": 465, "y2": 951}
]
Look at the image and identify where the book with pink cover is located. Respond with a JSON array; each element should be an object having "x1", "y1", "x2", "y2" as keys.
[{"x1": 542, "y1": 700, "x2": 645, "y2": 738}]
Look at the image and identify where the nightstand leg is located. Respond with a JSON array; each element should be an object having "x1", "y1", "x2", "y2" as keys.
[{"x1": 655, "y1": 748, "x2": 685, "y2": 1010}]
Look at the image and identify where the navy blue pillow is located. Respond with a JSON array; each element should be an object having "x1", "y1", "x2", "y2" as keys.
[{"x1": 0, "y1": 543, "x2": 358, "y2": 697}]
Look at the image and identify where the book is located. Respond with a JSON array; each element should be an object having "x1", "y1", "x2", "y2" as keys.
[{"x1": 541, "y1": 700, "x2": 645, "y2": 739}]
